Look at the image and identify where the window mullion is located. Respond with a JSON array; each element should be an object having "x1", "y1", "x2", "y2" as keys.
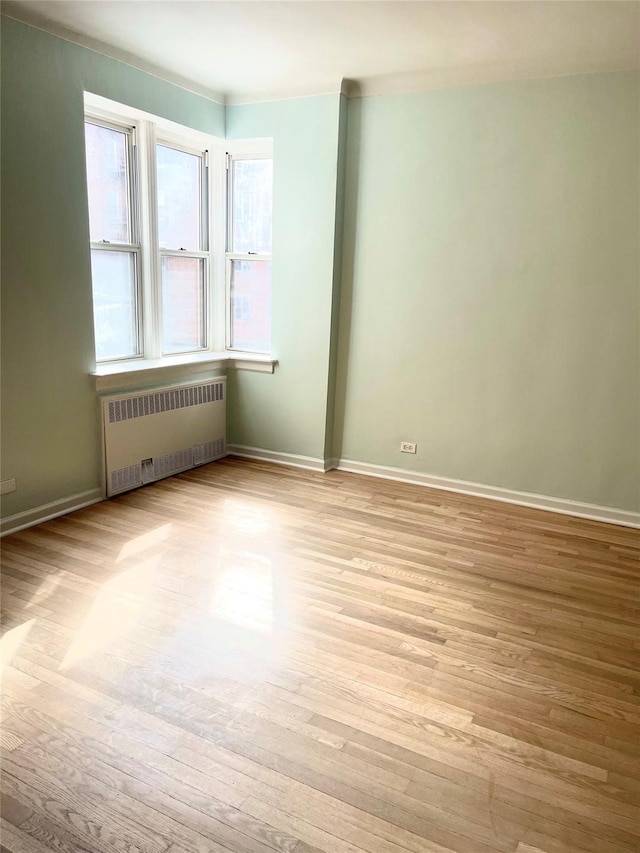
[
  {"x1": 211, "y1": 144, "x2": 227, "y2": 352},
  {"x1": 201, "y1": 149, "x2": 212, "y2": 352},
  {"x1": 138, "y1": 120, "x2": 161, "y2": 359}
]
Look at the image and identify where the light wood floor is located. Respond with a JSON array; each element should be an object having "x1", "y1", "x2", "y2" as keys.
[{"x1": 1, "y1": 457, "x2": 639, "y2": 853}]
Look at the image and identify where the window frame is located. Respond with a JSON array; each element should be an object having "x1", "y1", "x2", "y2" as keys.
[
  {"x1": 85, "y1": 115, "x2": 143, "y2": 361},
  {"x1": 155, "y1": 137, "x2": 209, "y2": 356},
  {"x1": 84, "y1": 93, "x2": 273, "y2": 369},
  {"x1": 225, "y1": 143, "x2": 274, "y2": 354}
]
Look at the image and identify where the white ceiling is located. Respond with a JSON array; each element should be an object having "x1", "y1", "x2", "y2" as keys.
[{"x1": 4, "y1": 1, "x2": 640, "y2": 103}]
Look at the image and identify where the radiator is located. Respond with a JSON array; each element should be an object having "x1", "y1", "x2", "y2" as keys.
[{"x1": 102, "y1": 378, "x2": 226, "y2": 497}]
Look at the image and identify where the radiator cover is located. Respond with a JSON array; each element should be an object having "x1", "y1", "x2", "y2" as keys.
[{"x1": 102, "y1": 378, "x2": 226, "y2": 497}]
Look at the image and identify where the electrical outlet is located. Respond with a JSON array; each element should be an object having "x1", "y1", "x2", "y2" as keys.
[
  {"x1": 400, "y1": 442, "x2": 417, "y2": 454},
  {"x1": 0, "y1": 478, "x2": 17, "y2": 495}
]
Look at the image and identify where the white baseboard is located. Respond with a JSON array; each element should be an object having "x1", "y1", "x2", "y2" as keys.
[
  {"x1": 323, "y1": 457, "x2": 339, "y2": 474},
  {"x1": 333, "y1": 459, "x2": 640, "y2": 529},
  {"x1": 1, "y1": 457, "x2": 635, "y2": 534},
  {"x1": 226, "y1": 444, "x2": 327, "y2": 473},
  {"x1": 227, "y1": 447, "x2": 638, "y2": 527},
  {"x1": 1, "y1": 488, "x2": 104, "y2": 537}
]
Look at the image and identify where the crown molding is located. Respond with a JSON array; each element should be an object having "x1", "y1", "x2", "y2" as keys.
[
  {"x1": 1, "y1": 3, "x2": 225, "y2": 105},
  {"x1": 224, "y1": 84, "x2": 346, "y2": 107},
  {"x1": 3, "y1": 4, "x2": 637, "y2": 108},
  {"x1": 351, "y1": 60, "x2": 640, "y2": 100}
]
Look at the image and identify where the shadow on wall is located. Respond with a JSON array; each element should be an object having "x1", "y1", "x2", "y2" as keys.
[{"x1": 330, "y1": 97, "x2": 362, "y2": 462}]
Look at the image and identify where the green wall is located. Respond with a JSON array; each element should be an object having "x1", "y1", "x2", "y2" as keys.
[
  {"x1": 1, "y1": 18, "x2": 224, "y2": 517},
  {"x1": 2, "y1": 16, "x2": 638, "y2": 521},
  {"x1": 334, "y1": 72, "x2": 640, "y2": 511},
  {"x1": 225, "y1": 95, "x2": 345, "y2": 459}
]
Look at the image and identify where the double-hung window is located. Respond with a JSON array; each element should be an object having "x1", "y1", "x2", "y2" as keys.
[
  {"x1": 84, "y1": 94, "x2": 273, "y2": 368},
  {"x1": 156, "y1": 141, "x2": 209, "y2": 354},
  {"x1": 226, "y1": 149, "x2": 273, "y2": 353},
  {"x1": 85, "y1": 118, "x2": 141, "y2": 361}
]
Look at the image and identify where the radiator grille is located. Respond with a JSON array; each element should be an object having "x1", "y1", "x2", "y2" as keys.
[
  {"x1": 153, "y1": 448, "x2": 194, "y2": 478},
  {"x1": 111, "y1": 464, "x2": 141, "y2": 493},
  {"x1": 194, "y1": 438, "x2": 225, "y2": 465},
  {"x1": 108, "y1": 381, "x2": 224, "y2": 424}
]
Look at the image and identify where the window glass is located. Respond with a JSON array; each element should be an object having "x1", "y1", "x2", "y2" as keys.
[
  {"x1": 161, "y1": 256, "x2": 206, "y2": 353},
  {"x1": 232, "y1": 159, "x2": 272, "y2": 253},
  {"x1": 90, "y1": 250, "x2": 138, "y2": 360},
  {"x1": 157, "y1": 145, "x2": 202, "y2": 250},
  {"x1": 230, "y1": 260, "x2": 271, "y2": 352},
  {"x1": 85, "y1": 122, "x2": 132, "y2": 244}
]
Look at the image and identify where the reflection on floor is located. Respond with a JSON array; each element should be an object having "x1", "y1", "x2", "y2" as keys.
[{"x1": 1, "y1": 456, "x2": 639, "y2": 853}]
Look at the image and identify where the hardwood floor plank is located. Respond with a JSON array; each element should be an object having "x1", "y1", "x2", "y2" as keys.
[
  {"x1": 2, "y1": 458, "x2": 638, "y2": 853},
  {"x1": 0, "y1": 817, "x2": 67, "y2": 853}
]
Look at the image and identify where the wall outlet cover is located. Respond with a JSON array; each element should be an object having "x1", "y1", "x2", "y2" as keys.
[
  {"x1": 400, "y1": 442, "x2": 417, "y2": 454},
  {"x1": 1, "y1": 478, "x2": 17, "y2": 495}
]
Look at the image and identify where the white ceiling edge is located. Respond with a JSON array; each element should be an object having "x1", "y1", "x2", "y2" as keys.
[
  {"x1": 225, "y1": 79, "x2": 352, "y2": 107},
  {"x1": 2, "y1": 4, "x2": 349, "y2": 105},
  {"x1": 3, "y1": 4, "x2": 638, "y2": 108},
  {"x1": 1, "y1": 4, "x2": 226, "y2": 105},
  {"x1": 348, "y1": 58, "x2": 640, "y2": 100}
]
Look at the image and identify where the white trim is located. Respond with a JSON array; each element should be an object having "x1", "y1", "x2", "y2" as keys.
[
  {"x1": 225, "y1": 66, "x2": 639, "y2": 105},
  {"x1": 225, "y1": 355, "x2": 277, "y2": 374},
  {"x1": 92, "y1": 352, "x2": 276, "y2": 393},
  {"x1": 323, "y1": 458, "x2": 339, "y2": 474},
  {"x1": 226, "y1": 445, "x2": 326, "y2": 473},
  {"x1": 1, "y1": 489, "x2": 104, "y2": 538},
  {"x1": 3, "y1": 7, "x2": 225, "y2": 104},
  {"x1": 3, "y1": 459, "x2": 634, "y2": 537},
  {"x1": 224, "y1": 87, "x2": 345, "y2": 107},
  {"x1": 349, "y1": 63, "x2": 640, "y2": 101},
  {"x1": 84, "y1": 93, "x2": 221, "y2": 161},
  {"x1": 331, "y1": 459, "x2": 640, "y2": 529}
]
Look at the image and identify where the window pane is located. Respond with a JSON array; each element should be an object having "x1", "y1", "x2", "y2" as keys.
[
  {"x1": 230, "y1": 260, "x2": 271, "y2": 352},
  {"x1": 90, "y1": 250, "x2": 138, "y2": 360},
  {"x1": 162, "y1": 256, "x2": 205, "y2": 353},
  {"x1": 157, "y1": 145, "x2": 202, "y2": 250},
  {"x1": 85, "y1": 122, "x2": 131, "y2": 244},
  {"x1": 232, "y1": 159, "x2": 272, "y2": 253}
]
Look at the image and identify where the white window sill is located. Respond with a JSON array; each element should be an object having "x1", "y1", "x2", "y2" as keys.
[{"x1": 93, "y1": 351, "x2": 277, "y2": 393}]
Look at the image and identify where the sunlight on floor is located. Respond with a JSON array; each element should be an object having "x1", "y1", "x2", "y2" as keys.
[
  {"x1": 0, "y1": 619, "x2": 36, "y2": 672},
  {"x1": 211, "y1": 547, "x2": 273, "y2": 633},
  {"x1": 25, "y1": 572, "x2": 64, "y2": 609},
  {"x1": 117, "y1": 523, "x2": 173, "y2": 562},
  {"x1": 222, "y1": 498, "x2": 272, "y2": 536},
  {"x1": 60, "y1": 557, "x2": 158, "y2": 670}
]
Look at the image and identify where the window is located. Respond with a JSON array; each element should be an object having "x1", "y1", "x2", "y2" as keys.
[
  {"x1": 227, "y1": 153, "x2": 273, "y2": 353},
  {"x1": 85, "y1": 120, "x2": 140, "y2": 360},
  {"x1": 156, "y1": 143, "x2": 208, "y2": 354},
  {"x1": 84, "y1": 94, "x2": 273, "y2": 366}
]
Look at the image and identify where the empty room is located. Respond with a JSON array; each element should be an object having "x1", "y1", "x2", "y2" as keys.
[{"x1": 1, "y1": 1, "x2": 639, "y2": 852}]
